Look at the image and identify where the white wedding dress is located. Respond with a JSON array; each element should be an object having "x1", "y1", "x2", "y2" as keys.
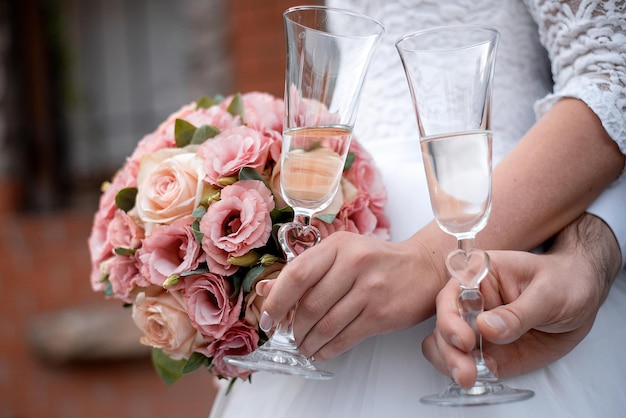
[{"x1": 209, "y1": 0, "x2": 626, "y2": 417}]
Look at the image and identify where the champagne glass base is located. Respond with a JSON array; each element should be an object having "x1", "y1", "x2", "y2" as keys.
[
  {"x1": 420, "y1": 380, "x2": 534, "y2": 406},
  {"x1": 223, "y1": 346, "x2": 334, "y2": 380}
]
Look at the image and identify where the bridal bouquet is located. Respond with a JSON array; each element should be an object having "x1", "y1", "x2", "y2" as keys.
[{"x1": 88, "y1": 91, "x2": 389, "y2": 384}]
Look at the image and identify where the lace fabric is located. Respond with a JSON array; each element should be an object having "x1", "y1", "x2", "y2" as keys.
[{"x1": 526, "y1": 0, "x2": 626, "y2": 154}]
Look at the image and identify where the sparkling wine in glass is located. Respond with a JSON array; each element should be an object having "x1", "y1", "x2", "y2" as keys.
[
  {"x1": 397, "y1": 25, "x2": 534, "y2": 405},
  {"x1": 223, "y1": 5, "x2": 383, "y2": 379}
]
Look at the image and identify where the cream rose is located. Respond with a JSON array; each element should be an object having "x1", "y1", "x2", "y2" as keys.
[
  {"x1": 132, "y1": 290, "x2": 204, "y2": 360},
  {"x1": 135, "y1": 147, "x2": 205, "y2": 228}
]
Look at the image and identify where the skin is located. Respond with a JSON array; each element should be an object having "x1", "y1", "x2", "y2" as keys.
[
  {"x1": 422, "y1": 213, "x2": 622, "y2": 388},
  {"x1": 257, "y1": 98, "x2": 625, "y2": 367}
]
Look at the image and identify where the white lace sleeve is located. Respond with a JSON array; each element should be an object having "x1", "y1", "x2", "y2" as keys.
[{"x1": 524, "y1": 0, "x2": 626, "y2": 155}]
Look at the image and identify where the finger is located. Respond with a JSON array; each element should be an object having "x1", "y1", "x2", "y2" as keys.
[
  {"x1": 435, "y1": 279, "x2": 475, "y2": 352},
  {"x1": 292, "y1": 258, "x2": 359, "y2": 345},
  {"x1": 260, "y1": 236, "x2": 341, "y2": 324},
  {"x1": 304, "y1": 304, "x2": 368, "y2": 361},
  {"x1": 422, "y1": 330, "x2": 477, "y2": 389}
]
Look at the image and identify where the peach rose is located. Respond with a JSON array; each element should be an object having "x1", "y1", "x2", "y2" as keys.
[
  {"x1": 243, "y1": 262, "x2": 285, "y2": 328},
  {"x1": 132, "y1": 290, "x2": 204, "y2": 360},
  {"x1": 135, "y1": 147, "x2": 205, "y2": 228}
]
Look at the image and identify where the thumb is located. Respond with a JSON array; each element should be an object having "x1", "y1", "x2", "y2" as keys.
[{"x1": 477, "y1": 286, "x2": 552, "y2": 344}]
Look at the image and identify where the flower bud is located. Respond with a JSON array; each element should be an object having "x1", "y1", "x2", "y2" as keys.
[
  {"x1": 163, "y1": 274, "x2": 180, "y2": 288},
  {"x1": 217, "y1": 176, "x2": 238, "y2": 186},
  {"x1": 259, "y1": 254, "x2": 278, "y2": 266},
  {"x1": 228, "y1": 251, "x2": 260, "y2": 267}
]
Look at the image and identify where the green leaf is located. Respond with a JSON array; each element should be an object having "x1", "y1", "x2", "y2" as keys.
[
  {"x1": 114, "y1": 247, "x2": 136, "y2": 256},
  {"x1": 227, "y1": 93, "x2": 244, "y2": 120},
  {"x1": 192, "y1": 205, "x2": 207, "y2": 219},
  {"x1": 191, "y1": 124, "x2": 220, "y2": 145},
  {"x1": 103, "y1": 280, "x2": 113, "y2": 297},
  {"x1": 151, "y1": 347, "x2": 186, "y2": 385},
  {"x1": 238, "y1": 167, "x2": 264, "y2": 182},
  {"x1": 344, "y1": 151, "x2": 356, "y2": 171},
  {"x1": 196, "y1": 96, "x2": 217, "y2": 109},
  {"x1": 181, "y1": 352, "x2": 209, "y2": 374},
  {"x1": 180, "y1": 265, "x2": 210, "y2": 277},
  {"x1": 316, "y1": 212, "x2": 337, "y2": 224},
  {"x1": 242, "y1": 265, "x2": 266, "y2": 293},
  {"x1": 270, "y1": 206, "x2": 294, "y2": 224},
  {"x1": 191, "y1": 219, "x2": 204, "y2": 244},
  {"x1": 174, "y1": 119, "x2": 197, "y2": 148},
  {"x1": 115, "y1": 187, "x2": 138, "y2": 212}
]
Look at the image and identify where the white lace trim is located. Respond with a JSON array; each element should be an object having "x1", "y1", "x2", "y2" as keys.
[{"x1": 525, "y1": 0, "x2": 626, "y2": 155}]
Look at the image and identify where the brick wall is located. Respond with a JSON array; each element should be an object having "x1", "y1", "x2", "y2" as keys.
[{"x1": 0, "y1": 1, "x2": 322, "y2": 417}]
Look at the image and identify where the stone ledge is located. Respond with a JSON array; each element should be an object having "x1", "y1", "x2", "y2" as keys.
[{"x1": 27, "y1": 303, "x2": 150, "y2": 365}]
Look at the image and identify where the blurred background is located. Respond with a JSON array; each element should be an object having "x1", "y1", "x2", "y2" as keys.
[{"x1": 0, "y1": 0, "x2": 321, "y2": 416}]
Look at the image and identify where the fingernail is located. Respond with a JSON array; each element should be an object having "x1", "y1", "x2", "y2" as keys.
[
  {"x1": 482, "y1": 312, "x2": 506, "y2": 333},
  {"x1": 451, "y1": 367, "x2": 459, "y2": 383},
  {"x1": 255, "y1": 280, "x2": 270, "y2": 296},
  {"x1": 259, "y1": 311, "x2": 273, "y2": 332}
]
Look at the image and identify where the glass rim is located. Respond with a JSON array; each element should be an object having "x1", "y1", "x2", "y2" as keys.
[
  {"x1": 283, "y1": 5, "x2": 385, "y2": 39},
  {"x1": 395, "y1": 24, "x2": 499, "y2": 52}
]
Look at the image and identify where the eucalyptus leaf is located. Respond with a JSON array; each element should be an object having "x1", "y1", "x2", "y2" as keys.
[
  {"x1": 114, "y1": 247, "x2": 136, "y2": 256},
  {"x1": 103, "y1": 280, "x2": 113, "y2": 297},
  {"x1": 151, "y1": 347, "x2": 185, "y2": 385},
  {"x1": 192, "y1": 206, "x2": 207, "y2": 219},
  {"x1": 181, "y1": 352, "x2": 208, "y2": 374},
  {"x1": 316, "y1": 212, "x2": 337, "y2": 224},
  {"x1": 242, "y1": 265, "x2": 266, "y2": 293},
  {"x1": 227, "y1": 93, "x2": 244, "y2": 120},
  {"x1": 192, "y1": 219, "x2": 204, "y2": 244},
  {"x1": 191, "y1": 124, "x2": 220, "y2": 145},
  {"x1": 174, "y1": 119, "x2": 197, "y2": 148},
  {"x1": 196, "y1": 96, "x2": 217, "y2": 109},
  {"x1": 115, "y1": 187, "x2": 138, "y2": 212},
  {"x1": 344, "y1": 151, "x2": 356, "y2": 171},
  {"x1": 180, "y1": 265, "x2": 210, "y2": 277}
]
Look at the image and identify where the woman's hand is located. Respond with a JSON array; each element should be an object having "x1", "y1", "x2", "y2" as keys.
[
  {"x1": 257, "y1": 224, "x2": 450, "y2": 362},
  {"x1": 422, "y1": 213, "x2": 621, "y2": 389}
]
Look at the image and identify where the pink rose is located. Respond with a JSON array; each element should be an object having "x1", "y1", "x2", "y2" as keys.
[
  {"x1": 181, "y1": 273, "x2": 242, "y2": 340},
  {"x1": 107, "y1": 209, "x2": 144, "y2": 250},
  {"x1": 200, "y1": 180, "x2": 275, "y2": 276},
  {"x1": 137, "y1": 216, "x2": 204, "y2": 287},
  {"x1": 344, "y1": 141, "x2": 388, "y2": 213},
  {"x1": 135, "y1": 148, "x2": 205, "y2": 227},
  {"x1": 197, "y1": 126, "x2": 272, "y2": 186},
  {"x1": 155, "y1": 102, "x2": 197, "y2": 136},
  {"x1": 177, "y1": 106, "x2": 240, "y2": 137},
  {"x1": 107, "y1": 255, "x2": 149, "y2": 303},
  {"x1": 202, "y1": 321, "x2": 259, "y2": 380},
  {"x1": 88, "y1": 164, "x2": 140, "y2": 292},
  {"x1": 128, "y1": 132, "x2": 175, "y2": 166},
  {"x1": 132, "y1": 290, "x2": 204, "y2": 360},
  {"x1": 235, "y1": 92, "x2": 284, "y2": 133}
]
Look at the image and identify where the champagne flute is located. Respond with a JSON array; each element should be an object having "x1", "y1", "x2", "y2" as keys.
[
  {"x1": 223, "y1": 5, "x2": 383, "y2": 379},
  {"x1": 397, "y1": 25, "x2": 534, "y2": 405}
]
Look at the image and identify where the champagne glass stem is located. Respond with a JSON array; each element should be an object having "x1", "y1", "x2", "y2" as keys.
[
  {"x1": 458, "y1": 237, "x2": 476, "y2": 252},
  {"x1": 272, "y1": 213, "x2": 320, "y2": 349},
  {"x1": 458, "y1": 288, "x2": 499, "y2": 384}
]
